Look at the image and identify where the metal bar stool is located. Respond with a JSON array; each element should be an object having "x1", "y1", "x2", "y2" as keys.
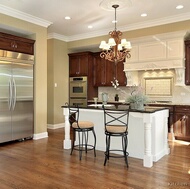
[
  {"x1": 68, "y1": 104, "x2": 96, "y2": 160},
  {"x1": 103, "y1": 106, "x2": 129, "y2": 167}
]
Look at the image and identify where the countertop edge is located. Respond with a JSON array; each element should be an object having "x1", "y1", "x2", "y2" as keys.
[{"x1": 61, "y1": 105, "x2": 169, "y2": 114}]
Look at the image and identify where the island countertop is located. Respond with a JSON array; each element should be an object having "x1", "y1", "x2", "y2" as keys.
[{"x1": 61, "y1": 104, "x2": 169, "y2": 113}]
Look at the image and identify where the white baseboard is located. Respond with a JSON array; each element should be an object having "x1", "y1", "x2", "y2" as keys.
[
  {"x1": 33, "y1": 132, "x2": 48, "y2": 140},
  {"x1": 47, "y1": 123, "x2": 65, "y2": 129}
]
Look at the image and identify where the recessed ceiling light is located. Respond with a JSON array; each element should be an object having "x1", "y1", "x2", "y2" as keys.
[
  {"x1": 176, "y1": 5, "x2": 184, "y2": 9},
  {"x1": 141, "y1": 13, "x2": 147, "y2": 17},
  {"x1": 88, "y1": 25, "x2": 93, "y2": 29},
  {"x1": 65, "y1": 16, "x2": 71, "y2": 20}
]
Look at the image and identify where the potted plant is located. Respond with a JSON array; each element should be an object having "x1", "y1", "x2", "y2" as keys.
[{"x1": 126, "y1": 85, "x2": 148, "y2": 110}]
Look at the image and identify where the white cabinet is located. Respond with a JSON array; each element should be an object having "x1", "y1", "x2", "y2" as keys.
[
  {"x1": 127, "y1": 39, "x2": 184, "y2": 64},
  {"x1": 124, "y1": 31, "x2": 187, "y2": 86}
]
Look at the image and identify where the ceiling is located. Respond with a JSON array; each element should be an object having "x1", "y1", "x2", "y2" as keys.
[{"x1": 0, "y1": 0, "x2": 190, "y2": 41}]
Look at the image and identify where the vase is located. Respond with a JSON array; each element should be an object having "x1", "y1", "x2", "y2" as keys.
[
  {"x1": 115, "y1": 94, "x2": 119, "y2": 101},
  {"x1": 130, "y1": 101, "x2": 144, "y2": 110}
]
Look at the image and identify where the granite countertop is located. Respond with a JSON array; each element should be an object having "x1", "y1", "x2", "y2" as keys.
[
  {"x1": 88, "y1": 100, "x2": 190, "y2": 106},
  {"x1": 61, "y1": 104, "x2": 169, "y2": 114}
]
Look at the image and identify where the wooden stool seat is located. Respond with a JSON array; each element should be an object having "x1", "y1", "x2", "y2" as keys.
[{"x1": 72, "y1": 121, "x2": 94, "y2": 129}]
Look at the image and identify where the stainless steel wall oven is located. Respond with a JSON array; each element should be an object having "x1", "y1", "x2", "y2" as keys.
[{"x1": 69, "y1": 76, "x2": 87, "y2": 107}]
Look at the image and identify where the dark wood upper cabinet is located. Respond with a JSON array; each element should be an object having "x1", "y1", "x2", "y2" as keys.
[
  {"x1": 0, "y1": 32, "x2": 35, "y2": 55},
  {"x1": 185, "y1": 40, "x2": 190, "y2": 85},
  {"x1": 93, "y1": 52, "x2": 126, "y2": 86},
  {"x1": 69, "y1": 52, "x2": 91, "y2": 77},
  {"x1": 115, "y1": 61, "x2": 127, "y2": 86},
  {"x1": 93, "y1": 52, "x2": 114, "y2": 86}
]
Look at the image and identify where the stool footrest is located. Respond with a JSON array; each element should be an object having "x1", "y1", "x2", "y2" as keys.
[
  {"x1": 104, "y1": 150, "x2": 129, "y2": 158},
  {"x1": 73, "y1": 144, "x2": 95, "y2": 152}
]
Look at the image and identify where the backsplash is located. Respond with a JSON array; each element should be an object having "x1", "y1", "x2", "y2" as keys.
[{"x1": 98, "y1": 70, "x2": 190, "y2": 104}]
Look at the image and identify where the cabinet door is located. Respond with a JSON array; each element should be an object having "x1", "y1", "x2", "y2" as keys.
[
  {"x1": 174, "y1": 112, "x2": 190, "y2": 141},
  {"x1": 0, "y1": 37, "x2": 15, "y2": 52},
  {"x1": 174, "y1": 113, "x2": 186, "y2": 137},
  {"x1": 105, "y1": 60, "x2": 114, "y2": 86},
  {"x1": 78, "y1": 55, "x2": 89, "y2": 76},
  {"x1": 93, "y1": 55, "x2": 114, "y2": 86},
  {"x1": 69, "y1": 54, "x2": 89, "y2": 76},
  {"x1": 13, "y1": 40, "x2": 34, "y2": 55},
  {"x1": 93, "y1": 55, "x2": 105, "y2": 86},
  {"x1": 115, "y1": 61, "x2": 127, "y2": 86},
  {"x1": 185, "y1": 41, "x2": 190, "y2": 85},
  {"x1": 69, "y1": 56, "x2": 80, "y2": 76}
]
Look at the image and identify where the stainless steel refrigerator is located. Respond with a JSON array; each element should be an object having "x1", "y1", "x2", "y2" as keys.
[{"x1": 0, "y1": 50, "x2": 34, "y2": 143}]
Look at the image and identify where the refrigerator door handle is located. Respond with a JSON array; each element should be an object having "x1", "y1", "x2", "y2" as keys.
[
  {"x1": 8, "y1": 79, "x2": 12, "y2": 110},
  {"x1": 12, "y1": 78, "x2": 16, "y2": 111}
]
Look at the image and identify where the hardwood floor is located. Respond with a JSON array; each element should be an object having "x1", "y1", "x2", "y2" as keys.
[{"x1": 0, "y1": 128, "x2": 190, "y2": 189}]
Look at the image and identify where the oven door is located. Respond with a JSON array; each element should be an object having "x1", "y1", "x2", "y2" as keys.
[
  {"x1": 69, "y1": 78, "x2": 87, "y2": 98},
  {"x1": 69, "y1": 98, "x2": 87, "y2": 107}
]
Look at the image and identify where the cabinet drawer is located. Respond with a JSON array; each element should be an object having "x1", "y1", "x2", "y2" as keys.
[{"x1": 175, "y1": 106, "x2": 190, "y2": 113}]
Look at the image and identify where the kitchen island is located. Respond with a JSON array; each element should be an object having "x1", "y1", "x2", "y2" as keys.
[{"x1": 62, "y1": 104, "x2": 170, "y2": 168}]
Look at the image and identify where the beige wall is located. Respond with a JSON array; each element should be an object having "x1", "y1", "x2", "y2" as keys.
[
  {"x1": 0, "y1": 13, "x2": 48, "y2": 134},
  {"x1": 47, "y1": 39, "x2": 68, "y2": 125}
]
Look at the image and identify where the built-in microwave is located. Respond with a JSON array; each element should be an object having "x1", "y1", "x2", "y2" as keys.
[{"x1": 69, "y1": 76, "x2": 87, "y2": 98}]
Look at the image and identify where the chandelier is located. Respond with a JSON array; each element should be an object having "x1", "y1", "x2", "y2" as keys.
[{"x1": 99, "y1": 4, "x2": 131, "y2": 64}]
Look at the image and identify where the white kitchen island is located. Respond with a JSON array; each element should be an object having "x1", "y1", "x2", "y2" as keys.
[{"x1": 62, "y1": 105, "x2": 170, "y2": 168}]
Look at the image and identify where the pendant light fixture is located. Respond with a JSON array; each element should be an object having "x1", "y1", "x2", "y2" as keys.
[{"x1": 99, "y1": 4, "x2": 131, "y2": 64}]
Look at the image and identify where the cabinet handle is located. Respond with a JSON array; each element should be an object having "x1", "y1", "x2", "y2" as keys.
[
  {"x1": 11, "y1": 42, "x2": 14, "y2": 48},
  {"x1": 14, "y1": 43, "x2": 17, "y2": 48}
]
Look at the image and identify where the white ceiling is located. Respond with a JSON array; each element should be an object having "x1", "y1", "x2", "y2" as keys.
[{"x1": 0, "y1": 0, "x2": 190, "y2": 41}]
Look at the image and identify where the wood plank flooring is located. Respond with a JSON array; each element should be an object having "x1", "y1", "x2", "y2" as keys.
[{"x1": 0, "y1": 128, "x2": 190, "y2": 189}]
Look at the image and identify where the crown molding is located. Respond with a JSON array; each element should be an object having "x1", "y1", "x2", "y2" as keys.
[
  {"x1": 0, "y1": 5, "x2": 52, "y2": 28},
  {"x1": 47, "y1": 33, "x2": 69, "y2": 42},
  {"x1": 49, "y1": 12, "x2": 190, "y2": 42},
  {"x1": 129, "y1": 30, "x2": 189, "y2": 44},
  {"x1": 119, "y1": 12, "x2": 190, "y2": 32}
]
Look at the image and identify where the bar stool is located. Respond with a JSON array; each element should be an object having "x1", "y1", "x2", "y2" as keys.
[
  {"x1": 103, "y1": 106, "x2": 129, "y2": 167},
  {"x1": 68, "y1": 105, "x2": 96, "y2": 160}
]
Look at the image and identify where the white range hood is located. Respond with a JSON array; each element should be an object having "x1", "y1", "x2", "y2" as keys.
[{"x1": 124, "y1": 31, "x2": 190, "y2": 86}]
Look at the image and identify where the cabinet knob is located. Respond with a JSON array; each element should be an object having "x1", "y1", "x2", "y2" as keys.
[{"x1": 11, "y1": 42, "x2": 14, "y2": 48}]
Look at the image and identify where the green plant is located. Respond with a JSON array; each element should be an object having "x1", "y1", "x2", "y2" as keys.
[
  {"x1": 127, "y1": 94, "x2": 148, "y2": 103},
  {"x1": 126, "y1": 85, "x2": 148, "y2": 104}
]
